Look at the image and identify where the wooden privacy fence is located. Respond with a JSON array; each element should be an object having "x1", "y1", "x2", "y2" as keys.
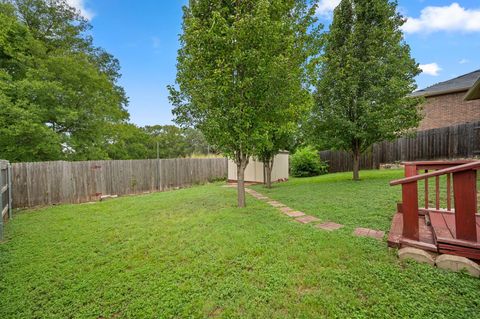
[
  {"x1": 320, "y1": 121, "x2": 480, "y2": 173},
  {"x1": 0, "y1": 160, "x2": 13, "y2": 240},
  {"x1": 11, "y1": 158, "x2": 228, "y2": 208}
]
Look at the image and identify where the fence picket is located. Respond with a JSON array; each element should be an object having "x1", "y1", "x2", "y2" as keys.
[
  {"x1": 320, "y1": 121, "x2": 480, "y2": 173},
  {"x1": 10, "y1": 158, "x2": 227, "y2": 208}
]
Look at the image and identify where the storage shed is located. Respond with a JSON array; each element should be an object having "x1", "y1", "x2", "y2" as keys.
[{"x1": 227, "y1": 151, "x2": 289, "y2": 183}]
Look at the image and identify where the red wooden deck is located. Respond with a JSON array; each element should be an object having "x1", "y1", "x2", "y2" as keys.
[
  {"x1": 388, "y1": 213, "x2": 436, "y2": 252},
  {"x1": 429, "y1": 211, "x2": 480, "y2": 260},
  {"x1": 388, "y1": 211, "x2": 480, "y2": 260},
  {"x1": 388, "y1": 160, "x2": 480, "y2": 261}
]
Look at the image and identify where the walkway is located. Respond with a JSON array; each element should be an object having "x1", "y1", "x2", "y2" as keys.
[{"x1": 244, "y1": 187, "x2": 385, "y2": 240}]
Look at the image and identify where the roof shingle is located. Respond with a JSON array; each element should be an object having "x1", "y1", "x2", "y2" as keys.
[{"x1": 411, "y1": 69, "x2": 480, "y2": 97}]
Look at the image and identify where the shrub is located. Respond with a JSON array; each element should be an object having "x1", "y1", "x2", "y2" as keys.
[{"x1": 290, "y1": 146, "x2": 328, "y2": 177}]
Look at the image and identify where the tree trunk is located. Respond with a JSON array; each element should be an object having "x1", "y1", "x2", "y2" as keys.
[
  {"x1": 352, "y1": 148, "x2": 360, "y2": 181},
  {"x1": 236, "y1": 153, "x2": 248, "y2": 207},
  {"x1": 264, "y1": 157, "x2": 274, "y2": 188},
  {"x1": 263, "y1": 161, "x2": 267, "y2": 185}
]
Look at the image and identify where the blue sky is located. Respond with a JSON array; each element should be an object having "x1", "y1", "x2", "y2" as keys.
[{"x1": 72, "y1": 0, "x2": 480, "y2": 126}]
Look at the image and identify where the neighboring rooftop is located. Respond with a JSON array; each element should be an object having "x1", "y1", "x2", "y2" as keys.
[
  {"x1": 411, "y1": 69, "x2": 480, "y2": 98},
  {"x1": 465, "y1": 78, "x2": 480, "y2": 101}
]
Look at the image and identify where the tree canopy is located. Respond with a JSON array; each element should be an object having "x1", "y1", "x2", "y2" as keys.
[
  {"x1": 0, "y1": 0, "x2": 128, "y2": 162},
  {"x1": 169, "y1": 0, "x2": 320, "y2": 206},
  {"x1": 310, "y1": 0, "x2": 422, "y2": 180},
  {"x1": 1, "y1": 0, "x2": 214, "y2": 162}
]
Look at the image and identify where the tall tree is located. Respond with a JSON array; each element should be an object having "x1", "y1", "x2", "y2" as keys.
[
  {"x1": 0, "y1": 0, "x2": 129, "y2": 162},
  {"x1": 103, "y1": 123, "x2": 151, "y2": 160},
  {"x1": 169, "y1": 0, "x2": 320, "y2": 206},
  {"x1": 0, "y1": 2, "x2": 62, "y2": 161},
  {"x1": 310, "y1": 0, "x2": 421, "y2": 180}
]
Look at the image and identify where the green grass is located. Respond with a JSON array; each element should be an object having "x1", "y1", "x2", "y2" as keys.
[
  {"x1": 252, "y1": 169, "x2": 405, "y2": 231},
  {"x1": 1, "y1": 170, "x2": 479, "y2": 318}
]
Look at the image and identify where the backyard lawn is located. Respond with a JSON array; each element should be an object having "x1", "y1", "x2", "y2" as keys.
[{"x1": 1, "y1": 170, "x2": 479, "y2": 318}]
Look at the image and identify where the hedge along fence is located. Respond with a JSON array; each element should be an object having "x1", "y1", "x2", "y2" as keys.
[
  {"x1": 11, "y1": 158, "x2": 228, "y2": 208},
  {"x1": 320, "y1": 121, "x2": 480, "y2": 173}
]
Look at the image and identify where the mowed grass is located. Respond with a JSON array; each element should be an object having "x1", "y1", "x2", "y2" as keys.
[
  {"x1": 252, "y1": 169, "x2": 480, "y2": 231},
  {"x1": 251, "y1": 169, "x2": 405, "y2": 231},
  {"x1": 0, "y1": 171, "x2": 479, "y2": 318}
]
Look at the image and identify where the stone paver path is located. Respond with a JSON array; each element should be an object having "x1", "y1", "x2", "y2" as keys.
[
  {"x1": 224, "y1": 185, "x2": 386, "y2": 241},
  {"x1": 279, "y1": 206, "x2": 294, "y2": 213},
  {"x1": 353, "y1": 227, "x2": 385, "y2": 240},
  {"x1": 285, "y1": 211, "x2": 306, "y2": 217},
  {"x1": 267, "y1": 200, "x2": 286, "y2": 208},
  {"x1": 316, "y1": 222, "x2": 344, "y2": 231},
  {"x1": 295, "y1": 215, "x2": 320, "y2": 224}
]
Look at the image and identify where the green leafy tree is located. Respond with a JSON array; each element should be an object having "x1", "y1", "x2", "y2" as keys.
[
  {"x1": 310, "y1": 0, "x2": 421, "y2": 180},
  {"x1": 169, "y1": 0, "x2": 320, "y2": 206},
  {"x1": 0, "y1": 71, "x2": 63, "y2": 161},
  {"x1": 183, "y1": 128, "x2": 212, "y2": 155},
  {"x1": 11, "y1": 0, "x2": 92, "y2": 52},
  {"x1": 0, "y1": 0, "x2": 129, "y2": 162},
  {"x1": 0, "y1": 2, "x2": 61, "y2": 161},
  {"x1": 255, "y1": 126, "x2": 294, "y2": 188},
  {"x1": 255, "y1": 88, "x2": 317, "y2": 188},
  {"x1": 144, "y1": 125, "x2": 190, "y2": 159},
  {"x1": 103, "y1": 123, "x2": 151, "y2": 160}
]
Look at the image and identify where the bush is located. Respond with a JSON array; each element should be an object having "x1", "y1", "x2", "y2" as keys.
[{"x1": 290, "y1": 146, "x2": 328, "y2": 177}]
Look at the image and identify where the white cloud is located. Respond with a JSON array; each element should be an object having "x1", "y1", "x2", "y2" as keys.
[
  {"x1": 459, "y1": 58, "x2": 469, "y2": 64},
  {"x1": 66, "y1": 0, "x2": 95, "y2": 20},
  {"x1": 316, "y1": 0, "x2": 340, "y2": 17},
  {"x1": 402, "y1": 3, "x2": 480, "y2": 34},
  {"x1": 419, "y1": 63, "x2": 442, "y2": 76}
]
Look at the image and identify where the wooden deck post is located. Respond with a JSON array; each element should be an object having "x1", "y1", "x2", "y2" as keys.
[
  {"x1": 453, "y1": 170, "x2": 478, "y2": 242},
  {"x1": 402, "y1": 164, "x2": 419, "y2": 241}
]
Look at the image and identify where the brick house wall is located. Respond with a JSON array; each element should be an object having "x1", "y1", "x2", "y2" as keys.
[{"x1": 417, "y1": 91, "x2": 480, "y2": 131}]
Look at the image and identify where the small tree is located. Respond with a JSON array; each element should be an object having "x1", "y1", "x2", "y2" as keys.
[
  {"x1": 256, "y1": 121, "x2": 304, "y2": 188},
  {"x1": 169, "y1": 0, "x2": 320, "y2": 206},
  {"x1": 255, "y1": 128, "x2": 290, "y2": 188},
  {"x1": 311, "y1": 0, "x2": 421, "y2": 180}
]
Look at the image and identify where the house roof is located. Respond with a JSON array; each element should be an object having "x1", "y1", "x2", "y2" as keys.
[
  {"x1": 464, "y1": 78, "x2": 480, "y2": 101},
  {"x1": 411, "y1": 69, "x2": 480, "y2": 98}
]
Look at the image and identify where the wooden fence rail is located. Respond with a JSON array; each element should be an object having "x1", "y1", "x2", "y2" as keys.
[
  {"x1": 11, "y1": 158, "x2": 228, "y2": 208},
  {"x1": 320, "y1": 121, "x2": 480, "y2": 173}
]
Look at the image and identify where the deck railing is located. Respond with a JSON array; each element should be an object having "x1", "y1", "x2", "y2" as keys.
[{"x1": 390, "y1": 160, "x2": 480, "y2": 243}]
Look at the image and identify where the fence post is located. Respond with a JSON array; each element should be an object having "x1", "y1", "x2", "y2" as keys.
[{"x1": 8, "y1": 164, "x2": 12, "y2": 219}]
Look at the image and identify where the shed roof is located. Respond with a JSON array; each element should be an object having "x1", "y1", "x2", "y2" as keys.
[{"x1": 411, "y1": 69, "x2": 480, "y2": 98}]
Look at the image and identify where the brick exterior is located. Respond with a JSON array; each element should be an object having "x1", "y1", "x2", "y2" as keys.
[{"x1": 417, "y1": 91, "x2": 480, "y2": 131}]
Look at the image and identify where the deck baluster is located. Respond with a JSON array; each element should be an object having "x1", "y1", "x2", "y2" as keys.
[
  {"x1": 435, "y1": 175, "x2": 440, "y2": 210},
  {"x1": 446, "y1": 173, "x2": 451, "y2": 211},
  {"x1": 424, "y1": 170, "x2": 429, "y2": 209}
]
